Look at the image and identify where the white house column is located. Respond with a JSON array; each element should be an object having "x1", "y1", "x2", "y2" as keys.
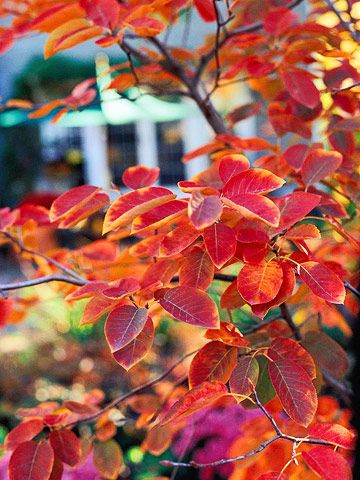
[
  {"x1": 81, "y1": 125, "x2": 111, "y2": 188},
  {"x1": 135, "y1": 120, "x2": 158, "y2": 169},
  {"x1": 182, "y1": 115, "x2": 211, "y2": 180}
]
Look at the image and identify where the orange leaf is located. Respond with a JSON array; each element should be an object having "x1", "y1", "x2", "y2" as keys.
[
  {"x1": 131, "y1": 199, "x2": 187, "y2": 235},
  {"x1": 159, "y1": 223, "x2": 200, "y2": 257},
  {"x1": 122, "y1": 165, "x2": 160, "y2": 189},
  {"x1": 189, "y1": 341, "x2": 238, "y2": 388},
  {"x1": 302, "y1": 331, "x2": 349, "y2": 378},
  {"x1": 284, "y1": 224, "x2": 320, "y2": 240},
  {"x1": 204, "y1": 322, "x2": 248, "y2": 347},
  {"x1": 28, "y1": 99, "x2": 64, "y2": 119},
  {"x1": 103, "y1": 187, "x2": 176, "y2": 233},
  {"x1": 309, "y1": 423, "x2": 355, "y2": 450},
  {"x1": 44, "y1": 19, "x2": 103, "y2": 58},
  {"x1": 223, "y1": 193, "x2": 281, "y2": 227},
  {"x1": 93, "y1": 440, "x2": 123, "y2": 479},
  {"x1": 238, "y1": 261, "x2": 283, "y2": 305}
]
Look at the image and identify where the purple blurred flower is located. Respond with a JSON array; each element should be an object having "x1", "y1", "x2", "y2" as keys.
[{"x1": 172, "y1": 404, "x2": 258, "y2": 480}]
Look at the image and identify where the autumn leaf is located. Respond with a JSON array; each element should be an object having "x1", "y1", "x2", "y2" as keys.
[
  {"x1": 188, "y1": 192, "x2": 222, "y2": 230},
  {"x1": 299, "y1": 261, "x2": 346, "y2": 304},
  {"x1": 103, "y1": 186, "x2": 176, "y2": 233},
  {"x1": 268, "y1": 357, "x2": 317, "y2": 427},
  {"x1": 268, "y1": 337, "x2": 316, "y2": 379},
  {"x1": 160, "y1": 382, "x2": 228, "y2": 425},
  {"x1": 301, "y1": 148, "x2": 343, "y2": 186},
  {"x1": 189, "y1": 341, "x2": 238, "y2": 388},
  {"x1": 9, "y1": 441, "x2": 54, "y2": 480},
  {"x1": 229, "y1": 356, "x2": 260, "y2": 398},
  {"x1": 309, "y1": 423, "x2": 355, "y2": 450},
  {"x1": 282, "y1": 70, "x2": 320, "y2": 109},
  {"x1": 157, "y1": 286, "x2": 220, "y2": 328},
  {"x1": 5, "y1": 420, "x2": 44, "y2": 451},
  {"x1": 179, "y1": 246, "x2": 214, "y2": 291},
  {"x1": 122, "y1": 165, "x2": 160, "y2": 189},
  {"x1": 49, "y1": 429, "x2": 81, "y2": 466},
  {"x1": 218, "y1": 154, "x2": 250, "y2": 183},
  {"x1": 237, "y1": 261, "x2": 283, "y2": 305},
  {"x1": 203, "y1": 223, "x2": 237, "y2": 269},
  {"x1": 302, "y1": 446, "x2": 352, "y2": 480},
  {"x1": 93, "y1": 440, "x2": 123, "y2": 479},
  {"x1": 105, "y1": 305, "x2": 148, "y2": 353}
]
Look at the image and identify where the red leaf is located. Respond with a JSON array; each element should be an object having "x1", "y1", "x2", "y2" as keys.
[
  {"x1": 234, "y1": 218, "x2": 269, "y2": 243},
  {"x1": 299, "y1": 261, "x2": 346, "y2": 304},
  {"x1": 264, "y1": 7, "x2": 297, "y2": 36},
  {"x1": 223, "y1": 193, "x2": 281, "y2": 227},
  {"x1": 179, "y1": 246, "x2": 214, "y2": 291},
  {"x1": 268, "y1": 337, "x2": 316, "y2": 379},
  {"x1": 49, "y1": 457, "x2": 63, "y2": 480},
  {"x1": 194, "y1": 0, "x2": 216, "y2": 22},
  {"x1": 50, "y1": 185, "x2": 107, "y2": 223},
  {"x1": 229, "y1": 356, "x2": 260, "y2": 398},
  {"x1": 112, "y1": 316, "x2": 154, "y2": 370},
  {"x1": 141, "y1": 258, "x2": 182, "y2": 290},
  {"x1": 226, "y1": 103, "x2": 262, "y2": 127},
  {"x1": 274, "y1": 191, "x2": 320, "y2": 232},
  {"x1": 237, "y1": 261, "x2": 283, "y2": 305},
  {"x1": 157, "y1": 286, "x2": 219, "y2": 328},
  {"x1": 188, "y1": 192, "x2": 222, "y2": 230},
  {"x1": 102, "y1": 278, "x2": 140, "y2": 299},
  {"x1": 301, "y1": 148, "x2": 343, "y2": 186},
  {"x1": 80, "y1": 0, "x2": 120, "y2": 29},
  {"x1": 49, "y1": 429, "x2": 81, "y2": 466},
  {"x1": 105, "y1": 305, "x2": 148, "y2": 353},
  {"x1": 282, "y1": 144, "x2": 309, "y2": 171},
  {"x1": 302, "y1": 446, "x2": 352, "y2": 480},
  {"x1": 309, "y1": 423, "x2": 355, "y2": 450},
  {"x1": 203, "y1": 223, "x2": 237, "y2": 269},
  {"x1": 189, "y1": 341, "x2": 238, "y2": 388},
  {"x1": 122, "y1": 165, "x2": 160, "y2": 189},
  {"x1": 128, "y1": 16, "x2": 166, "y2": 36},
  {"x1": 268, "y1": 358, "x2": 317, "y2": 426},
  {"x1": 5, "y1": 420, "x2": 44, "y2": 451},
  {"x1": 282, "y1": 70, "x2": 320, "y2": 109},
  {"x1": 160, "y1": 382, "x2": 228, "y2": 425},
  {"x1": 160, "y1": 224, "x2": 200, "y2": 257},
  {"x1": 103, "y1": 186, "x2": 176, "y2": 233},
  {"x1": 218, "y1": 154, "x2": 250, "y2": 183},
  {"x1": 81, "y1": 295, "x2": 120, "y2": 326},
  {"x1": 223, "y1": 169, "x2": 284, "y2": 197},
  {"x1": 9, "y1": 441, "x2": 54, "y2": 480}
]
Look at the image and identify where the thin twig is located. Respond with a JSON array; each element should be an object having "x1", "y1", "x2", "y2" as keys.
[
  {"x1": 65, "y1": 349, "x2": 198, "y2": 427},
  {"x1": 0, "y1": 275, "x2": 87, "y2": 291},
  {"x1": 322, "y1": 0, "x2": 359, "y2": 42},
  {"x1": 1, "y1": 231, "x2": 85, "y2": 283}
]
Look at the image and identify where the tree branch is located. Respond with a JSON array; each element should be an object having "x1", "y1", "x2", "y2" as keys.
[
  {"x1": 65, "y1": 349, "x2": 198, "y2": 427},
  {"x1": 1, "y1": 231, "x2": 85, "y2": 283},
  {"x1": 322, "y1": 0, "x2": 359, "y2": 42},
  {"x1": 0, "y1": 274, "x2": 87, "y2": 291}
]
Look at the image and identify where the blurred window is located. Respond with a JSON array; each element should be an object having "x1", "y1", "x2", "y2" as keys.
[
  {"x1": 108, "y1": 124, "x2": 137, "y2": 185},
  {"x1": 156, "y1": 121, "x2": 185, "y2": 185}
]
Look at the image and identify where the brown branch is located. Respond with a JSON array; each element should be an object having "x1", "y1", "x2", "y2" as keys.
[
  {"x1": 1, "y1": 231, "x2": 85, "y2": 283},
  {"x1": 0, "y1": 275, "x2": 87, "y2": 291},
  {"x1": 65, "y1": 349, "x2": 198, "y2": 427},
  {"x1": 331, "y1": 81, "x2": 360, "y2": 93},
  {"x1": 280, "y1": 303, "x2": 302, "y2": 341}
]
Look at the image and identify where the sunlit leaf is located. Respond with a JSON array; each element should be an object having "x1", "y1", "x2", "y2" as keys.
[
  {"x1": 203, "y1": 223, "x2": 237, "y2": 269},
  {"x1": 188, "y1": 192, "x2": 222, "y2": 230},
  {"x1": 105, "y1": 305, "x2": 148, "y2": 353},
  {"x1": 179, "y1": 246, "x2": 214, "y2": 291},
  {"x1": 93, "y1": 440, "x2": 123, "y2": 479},
  {"x1": 301, "y1": 148, "x2": 343, "y2": 186},
  {"x1": 238, "y1": 261, "x2": 283, "y2": 305}
]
